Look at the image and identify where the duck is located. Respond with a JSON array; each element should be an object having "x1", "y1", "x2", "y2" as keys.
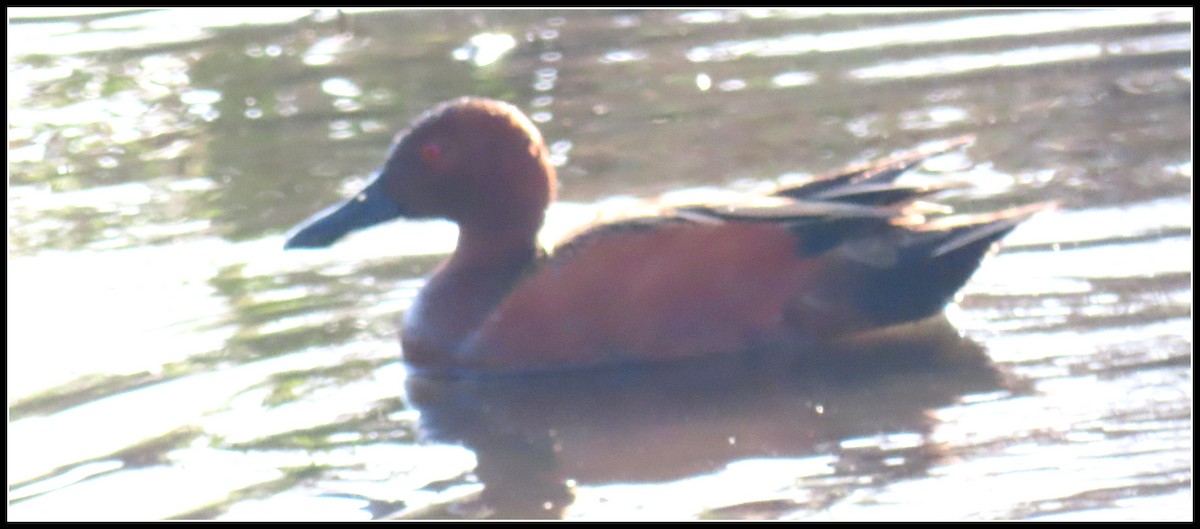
[{"x1": 285, "y1": 97, "x2": 1047, "y2": 373}]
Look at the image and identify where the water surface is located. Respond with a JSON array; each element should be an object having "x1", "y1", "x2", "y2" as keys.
[{"x1": 7, "y1": 8, "x2": 1191, "y2": 521}]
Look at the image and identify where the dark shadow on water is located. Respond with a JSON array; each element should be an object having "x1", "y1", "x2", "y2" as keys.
[{"x1": 393, "y1": 317, "x2": 1015, "y2": 519}]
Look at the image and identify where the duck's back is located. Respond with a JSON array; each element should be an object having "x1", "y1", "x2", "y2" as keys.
[{"x1": 445, "y1": 137, "x2": 1045, "y2": 371}]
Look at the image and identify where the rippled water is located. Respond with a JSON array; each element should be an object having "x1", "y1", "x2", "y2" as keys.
[{"x1": 7, "y1": 8, "x2": 1192, "y2": 521}]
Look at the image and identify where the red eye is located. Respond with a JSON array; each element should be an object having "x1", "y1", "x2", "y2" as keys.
[{"x1": 420, "y1": 143, "x2": 442, "y2": 163}]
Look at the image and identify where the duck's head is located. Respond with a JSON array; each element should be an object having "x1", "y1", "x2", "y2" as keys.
[{"x1": 285, "y1": 97, "x2": 557, "y2": 249}]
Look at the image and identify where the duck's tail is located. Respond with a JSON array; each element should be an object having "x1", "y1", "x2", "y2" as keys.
[{"x1": 856, "y1": 203, "x2": 1054, "y2": 326}]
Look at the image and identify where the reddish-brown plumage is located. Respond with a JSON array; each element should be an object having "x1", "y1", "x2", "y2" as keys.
[
  {"x1": 465, "y1": 222, "x2": 806, "y2": 369},
  {"x1": 285, "y1": 97, "x2": 1047, "y2": 373}
]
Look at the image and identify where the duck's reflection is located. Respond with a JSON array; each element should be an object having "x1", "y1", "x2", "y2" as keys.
[{"x1": 397, "y1": 318, "x2": 1011, "y2": 519}]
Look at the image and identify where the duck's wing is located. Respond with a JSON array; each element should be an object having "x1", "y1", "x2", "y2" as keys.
[
  {"x1": 550, "y1": 135, "x2": 977, "y2": 254},
  {"x1": 545, "y1": 136, "x2": 1049, "y2": 326},
  {"x1": 671, "y1": 134, "x2": 1045, "y2": 256},
  {"x1": 669, "y1": 194, "x2": 1052, "y2": 331},
  {"x1": 673, "y1": 195, "x2": 1051, "y2": 257},
  {"x1": 772, "y1": 135, "x2": 975, "y2": 201}
]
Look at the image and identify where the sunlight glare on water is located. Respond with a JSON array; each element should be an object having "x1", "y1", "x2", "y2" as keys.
[
  {"x1": 6, "y1": 7, "x2": 1191, "y2": 521},
  {"x1": 685, "y1": 8, "x2": 1189, "y2": 62}
]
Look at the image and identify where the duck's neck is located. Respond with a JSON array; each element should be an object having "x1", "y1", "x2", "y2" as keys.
[
  {"x1": 402, "y1": 222, "x2": 541, "y2": 366},
  {"x1": 451, "y1": 223, "x2": 541, "y2": 271}
]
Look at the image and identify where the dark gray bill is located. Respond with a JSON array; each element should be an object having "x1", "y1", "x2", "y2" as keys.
[{"x1": 284, "y1": 174, "x2": 406, "y2": 249}]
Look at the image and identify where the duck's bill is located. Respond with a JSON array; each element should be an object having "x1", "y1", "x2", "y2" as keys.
[{"x1": 284, "y1": 174, "x2": 406, "y2": 249}]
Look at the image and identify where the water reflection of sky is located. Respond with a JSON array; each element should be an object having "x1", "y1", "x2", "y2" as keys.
[{"x1": 8, "y1": 8, "x2": 1192, "y2": 521}]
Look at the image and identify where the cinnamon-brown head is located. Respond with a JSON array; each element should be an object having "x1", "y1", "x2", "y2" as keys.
[{"x1": 285, "y1": 97, "x2": 556, "y2": 248}]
